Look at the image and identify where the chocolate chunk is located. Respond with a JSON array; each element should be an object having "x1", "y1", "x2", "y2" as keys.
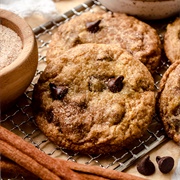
[
  {"x1": 107, "y1": 76, "x2": 124, "y2": 93},
  {"x1": 137, "y1": 155, "x2": 155, "y2": 176},
  {"x1": 156, "y1": 156, "x2": 174, "y2": 174},
  {"x1": 49, "y1": 83, "x2": 68, "y2": 100},
  {"x1": 86, "y1": 20, "x2": 101, "y2": 33}
]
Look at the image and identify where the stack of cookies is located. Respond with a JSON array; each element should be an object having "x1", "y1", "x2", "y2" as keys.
[{"x1": 32, "y1": 11, "x2": 180, "y2": 154}]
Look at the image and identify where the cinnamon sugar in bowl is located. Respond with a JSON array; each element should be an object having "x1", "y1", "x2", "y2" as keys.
[
  {"x1": 0, "y1": 9, "x2": 38, "y2": 112},
  {"x1": 0, "y1": 24, "x2": 23, "y2": 70}
]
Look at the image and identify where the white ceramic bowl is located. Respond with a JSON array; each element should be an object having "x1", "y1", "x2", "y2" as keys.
[
  {"x1": 0, "y1": 9, "x2": 38, "y2": 112},
  {"x1": 99, "y1": 0, "x2": 180, "y2": 19}
]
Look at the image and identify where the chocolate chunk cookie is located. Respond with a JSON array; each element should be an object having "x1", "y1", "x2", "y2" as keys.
[
  {"x1": 158, "y1": 60, "x2": 180, "y2": 145},
  {"x1": 47, "y1": 11, "x2": 161, "y2": 73},
  {"x1": 164, "y1": 18, "x2": 180, "y2": 63},
  {"x1": 33, "y1": 44, "x2": 155, "y2": 154}
]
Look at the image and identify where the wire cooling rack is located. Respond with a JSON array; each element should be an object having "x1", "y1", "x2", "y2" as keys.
[{"x1": 1, "y1": 0, "x2": 175, "y2": 179}]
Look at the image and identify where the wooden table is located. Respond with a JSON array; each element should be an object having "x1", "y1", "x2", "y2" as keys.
[{"x1": 24, "y1": 1, "x2": 180, "y2": 180}]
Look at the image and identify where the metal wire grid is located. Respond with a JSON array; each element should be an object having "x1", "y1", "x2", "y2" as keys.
[{"x1": 0, "y1": 0, "x2": 173, "y2": 179}]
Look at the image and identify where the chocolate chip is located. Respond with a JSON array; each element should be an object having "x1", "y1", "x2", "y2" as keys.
[
  {"x1": 49, "y1": 83, "x2": 68, "y2": 100},
  {"x1": 107, "y1": 76, "x2": 124, "y2": 93},
  {"x1": 47, "y1": 110, "x2": 54, "y2": 123},
  {"x1": 97, "y1": 56, "x2": 113, "y2": 62},
  {"x1": 156, "y1": 156, "x2": 174, "y2": 174},
  {"x1": 78, "y1": 101, "x2": 87, "y2": 109},
  {"x1": 72, "y1": 38, "x2": 82, "y2": 47},
  {"x1": 86, "y1": 20, "x2": 101, "y2": 33},
  {"x1": 172, "y1": 104, "x2": 180, "y2": 116},
  {"x1": 170, "y1": 118, "x2": 180, "y2": 132},
  {"x1": 137, "y1": 155, "x2": 155, "y2": 176}
]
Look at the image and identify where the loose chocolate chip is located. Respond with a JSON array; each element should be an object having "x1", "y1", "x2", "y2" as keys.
[
  {"x1": 86, "y1": 20, "x2": 101, "y2": 33},
  {"x1": 137, "y1": 155, "x2": 155, "y2": 176},
  {"x1": 156, "y1": 156, "x2": 174, "y2": 174},
  {"x1": 49, "y1": 83, "x2": 68, "y2": 100},
  {"x1": 107, "y1": 75, "x2": 124, "y2": 93}
]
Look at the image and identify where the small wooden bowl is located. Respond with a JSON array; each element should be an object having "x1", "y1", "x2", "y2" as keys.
[{"x1": 0, "y1": 9, "x2": 38, "y2": 112}]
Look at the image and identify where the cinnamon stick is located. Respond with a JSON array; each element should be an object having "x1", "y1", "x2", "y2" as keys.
[
  {"x1": 0, "y1": 126, "x2": 81, "y2": 180},
  {"x1": 65, "y1": 161, "x2": 146, "y2": 180},
  {"x1": 1, "y1": 156, "x2": 38, "y2": 179},
  {"x1": 1, "y1": 156, "x2": 146, "y2": 180},
  {"x1": 0, "y1": 140, "x2": 61, "y2": 180},
  {"x1": 0, "y1": 126, "x2": 146, "y2": 180},
  {"x1": 1, "y1": 156, "x2": 107, "y2": 180}
]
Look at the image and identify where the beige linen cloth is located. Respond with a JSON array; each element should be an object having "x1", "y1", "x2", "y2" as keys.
[{"x1": 0, "y1": 0, "x2": 59, "y2": 19}]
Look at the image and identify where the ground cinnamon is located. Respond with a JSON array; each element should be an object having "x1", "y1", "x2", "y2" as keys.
[{"x1": 0, "y1": 25, "x2": 22, "y2": 70}]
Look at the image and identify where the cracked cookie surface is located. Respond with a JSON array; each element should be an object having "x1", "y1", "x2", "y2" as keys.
[
  {"x1": 33, "y1": 44, "x2": 155, "y2": 154},
  {"x1": 47, "y1": 11, "x2": 161, "y2": 73},
  {"x1": 159, "y1": 60, "x2": 180, "y2": 145},
  {"x1": 164, "y1": 18, "x2": 180, "y2": 63}
]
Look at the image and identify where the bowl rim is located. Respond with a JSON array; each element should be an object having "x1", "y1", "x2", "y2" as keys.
[
  {"x1": 0, "y1": 9, "x2": 36, "y2": 76},
  {"x1": 133, "y1": 0, "x2": 178, "y2": 1},
  {"x1": 98, "y1": 0, "x2": 180, "y2": 19}
]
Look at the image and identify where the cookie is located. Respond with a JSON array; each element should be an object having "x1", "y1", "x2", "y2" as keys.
[
  {"x1": 47, "y1": 11, "x2": 161, "y2": 73},
  {"x1": 158, "y1": 60, "x2": 180, "y2": 145},
  {"x1": 164, "y1": 18, "x2": 180, "y2": 63},
  {"x1": 33, "y1": 43, "x2": 155, "y2": 154}
]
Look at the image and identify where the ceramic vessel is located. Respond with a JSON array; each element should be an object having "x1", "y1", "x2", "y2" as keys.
[{"x1": 99, "y1": 0, "x2": 180, "y2": 19}]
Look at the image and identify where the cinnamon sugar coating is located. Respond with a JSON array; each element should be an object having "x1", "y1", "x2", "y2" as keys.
[
  {"x1": 47, "y1": 11, "x2": 161, "y2": 73},
  {"x1": 158, "y1": 60, "x2": 180, "y2": 145},
  {"x1": 33, "y1": 44, "x2": 155, "y2": 154},
  {"x1": 164, "y1": 18, "x2": 180, "y2": 63}
]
